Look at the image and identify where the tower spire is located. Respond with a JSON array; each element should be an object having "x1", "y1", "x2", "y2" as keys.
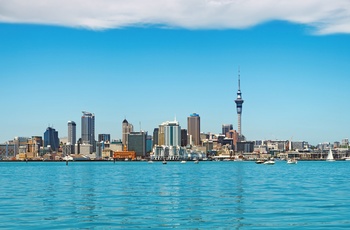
[
  {"x1": 238, "y1": 66, "x2": 241, "y2": 91},
  {"x1": 235, "y1": 67, "x2": 244, "y2": 136}
]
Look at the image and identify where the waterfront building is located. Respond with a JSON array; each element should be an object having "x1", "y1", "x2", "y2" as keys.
[
  {"x1": 187, "y1": 113, "x2": 201, "y2": 146},
  {"x1": 342, "y1": 138, "x2": 349, "y2": 147},
  {"x1": 152, "y1": 145, "x2": 187, "y2": 160},
  {"x1": 202, "y1": 140, "x2": 214, "y2": 152},
  {"x1": 146, "y1": 135, "x2": 153, "y2": 153},
  {"x1": 253, "y1": 145, "x2": 268, "y2": 154},
  {"x1": 158, "y1": 124, "x2": 165, "y2": 146},
  {"x1": 27, "y1": 136, "x2": 42, "y2": 158},
  {"x1": 291, "y1": 141, "x2": 309, "y2": 151},
  {"x1": 80, "y1": 143, "x2": 93, "y2": 156},
  {"x1": 98, "y1": 134, "x2": 110, "y2": 142},
  {"x1": 113, "y1": 145, "x2": 136, "y2": 160},
  {"x1": 236, "y1": 141, "x2": 254, "y2": 153},
  {"x1": 81, "y1": 111, "x2": 95, "y2": 153},
  {"x1": 222, "y1": 124, "x2": 233, "y2": 136},
  {"x1": 122, "y1": 119, "x2": 133, "y2": 147},
  {"x1": 109, "y1": 140, "x2": 123, "y2": 152},
  {"x1": 128, "y1": 131, "x2": 147, "y2": 158},
  {"x1": 265, "y1": 140, "x2": 288, "y2": 152},
  {"x1": 334, "y1": 141, "x2": 340, "y2": 148},
  {"x1": 13, "y1": 137, "x2": 30, "y2": 155},
  {"x1": 44, "y1": 127, "x2": 59, "y2": 152},
  {"x1": 67, "y1": 121, "x2": 76, "y2": 154},
  {"x1": 234, "y1": 70, "x2": 244, "y2": 136},
  {"x1": 200, "y1": 133, "x2": 207, "y2": 144},
  {"x1": 162, "y1": 120, "x2": 181, "y2": 147},
  {"x1": 153, "y1": 128, "x2": 159, "y2": 146},
  {"x1": 67, "y1": 121, "x2": 76, "y2": 145},
  {"x1": 181, "y1": 129, "x2": 187, "y2": 147},
  {"x1": 0, "y1": 143, "x2": 16, "y2": 159}
]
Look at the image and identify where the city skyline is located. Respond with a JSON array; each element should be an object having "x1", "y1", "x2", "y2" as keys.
[{"x1": 1, "y1": 2, "x2": 350, "y2": 145}]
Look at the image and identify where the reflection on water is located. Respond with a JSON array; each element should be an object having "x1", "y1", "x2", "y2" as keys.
[{"x1": 1, "y1": 161, "x2": 350, "y2": 229}]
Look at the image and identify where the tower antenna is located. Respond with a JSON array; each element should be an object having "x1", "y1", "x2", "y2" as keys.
[{"x1": 238, "y1": 66, "x2": 241, "y2": 91}]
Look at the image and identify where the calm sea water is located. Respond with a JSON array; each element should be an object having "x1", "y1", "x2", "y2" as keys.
[{"x1": 1, "y1": 161, "x2": 350, "y2": 229}]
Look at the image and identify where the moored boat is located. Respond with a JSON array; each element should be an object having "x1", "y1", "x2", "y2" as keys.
[
  {"x1": 326, "y1": 148, "x2": 335, "y2": 162},
  {"x1": 287, "y1": 158, "x2": 297, "y2": 164},
  {"x1": 263, "y1": 159, "x2": 275, "y2": 165}
]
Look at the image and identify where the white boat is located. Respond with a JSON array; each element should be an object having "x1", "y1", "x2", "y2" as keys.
[
  {"x1": 180, "y1": 160, "x2": 187, "y2": 164},
  {"x1": 326, "y1": 148, "x2": 335, "y2": 161},
  {"x1": 343, "y1": 156, "x2": 350, "y2": 161},
  {"x1": 162, "y1": 160, "x2": 167, "y2": 164},
  {"x1": 263, "y1": 160, "x2": 275, "y2": 165},
  {"x1": 148, "y1": 160, "x2": 154, "y2": 164},
  {"x1": 62, "y1": 155, "x2": 73, "y2": 161},
  {"x1": 287, "y1": 158, "x2": 297, "y2": 164},
  {"x1": 194, "y1": 160, "x2": 199, "y2": 164}
]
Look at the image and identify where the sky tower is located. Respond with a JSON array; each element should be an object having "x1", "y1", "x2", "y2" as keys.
[{"x1": 235, "y1": 69, "x2": 244, "y2": 136}]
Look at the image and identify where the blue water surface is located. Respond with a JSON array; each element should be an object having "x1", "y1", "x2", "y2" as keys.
[{"x1": 1, "y1": 161, "x2": 350, "y2": 229}]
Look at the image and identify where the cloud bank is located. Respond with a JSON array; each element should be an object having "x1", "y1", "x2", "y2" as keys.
[{"x1": 1, "y1": 0, "x2": 349, "y2": 34}]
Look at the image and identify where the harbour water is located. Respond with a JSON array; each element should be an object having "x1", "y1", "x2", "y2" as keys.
[{"x1": 1, "y1": 161, "x2": 350, "y2": 229}]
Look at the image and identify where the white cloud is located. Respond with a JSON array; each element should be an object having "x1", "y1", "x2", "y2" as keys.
[{"x1": 0, "y1": 0, "x2": 350, "y2": 34}]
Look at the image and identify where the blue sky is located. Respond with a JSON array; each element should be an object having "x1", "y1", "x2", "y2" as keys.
[{"x1": 1, "y1": 1, "x2": 350, "y2": 145}]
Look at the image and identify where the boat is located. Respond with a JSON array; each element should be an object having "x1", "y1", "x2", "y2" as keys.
[
  {"x1": 342, "y1": 156, "x2": 350, "y2": 161},
  {"x1": 148, "y1": 160, "x2": 154, "y2": 164},
  {"x1": 194, "y1": 159, "x2": 199, "y2": 164},
  {"x1": 62, "y1": 155, "x2": 73, "y2": 161},
  {"x1": 287, "y1": 158, "x2": 297, "y2": 164},
  {"x1": 162, "y1": 160, "x2": 167, "y2": 164},
  {"x1": 326, "y1": 148, "x2": 335, "y2": 161},
  {"x1": 180, "y1": 160, "x2": 187, "y2": 164},
  {"x1": 263, "y1": 159, "x2": 275, "y2": 165},
  {"x1": 255, "y1": 159, "x2": 265, "y2": 164}
]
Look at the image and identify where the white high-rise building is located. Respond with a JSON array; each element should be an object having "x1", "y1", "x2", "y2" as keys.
[{"x1": 162, "y1": 120, "x2": 181, "y2": 147}]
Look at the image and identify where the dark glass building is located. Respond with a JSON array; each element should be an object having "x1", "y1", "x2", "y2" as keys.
[
  {"x1": 44, "y1": 127, "x2": 59, "y2": 152},
  {"x1": 153, "y1": 128, "x2": 159, "y2": 146},
  {"x1": 98, "y1": 134, "x2": 111, "y2": 142},
  {"x1": 181, "y1": 129, "x2": 187, "y2": 147},
  {"x1": 128, "y1": 131, "x2": 147, "y2": 158},
  {"x1": 81, "y1": 111, "x2": 95, "y2": 152}
]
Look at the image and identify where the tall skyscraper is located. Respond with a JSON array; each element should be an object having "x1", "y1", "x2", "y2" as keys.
[
  {"x1": 181, "y1": 129, "x2": 187, "y2": 147},
  {"x1": 153, "y1": 128, "x2": 159, "y2": 146},
  {"x1": 122, "y1": 119, "x2": 133, "y2": 147},
  {"x1": 67, "y1": 121, "x2": 76, "y2": 145},
  {"x1": 187, "y1": 113, "x2": 200, "y2": 146},
  {"x1": 163, "y1": 120, "x2": 181, "y2": 147},
  {"x1": 44, "y1": 127, "x2": 59, "y2": 152},
  {"x1": 81, "y1": 111, "x2": 95, "y2": 152},
  {"x1": 234, "y1": 70, "x2": 244, "y2": 136},
  {"x1": 128, "y1": 131, "x2": 147, "y2": 158}
]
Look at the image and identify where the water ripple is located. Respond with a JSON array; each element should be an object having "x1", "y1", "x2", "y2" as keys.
[{"x1": 1, "y1": 161, "x2": 350, "y2": 229}]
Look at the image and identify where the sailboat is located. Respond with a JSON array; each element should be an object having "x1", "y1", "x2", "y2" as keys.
[{"x1": 326, "y1": 148, "x2": 335, "y2": 161}]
